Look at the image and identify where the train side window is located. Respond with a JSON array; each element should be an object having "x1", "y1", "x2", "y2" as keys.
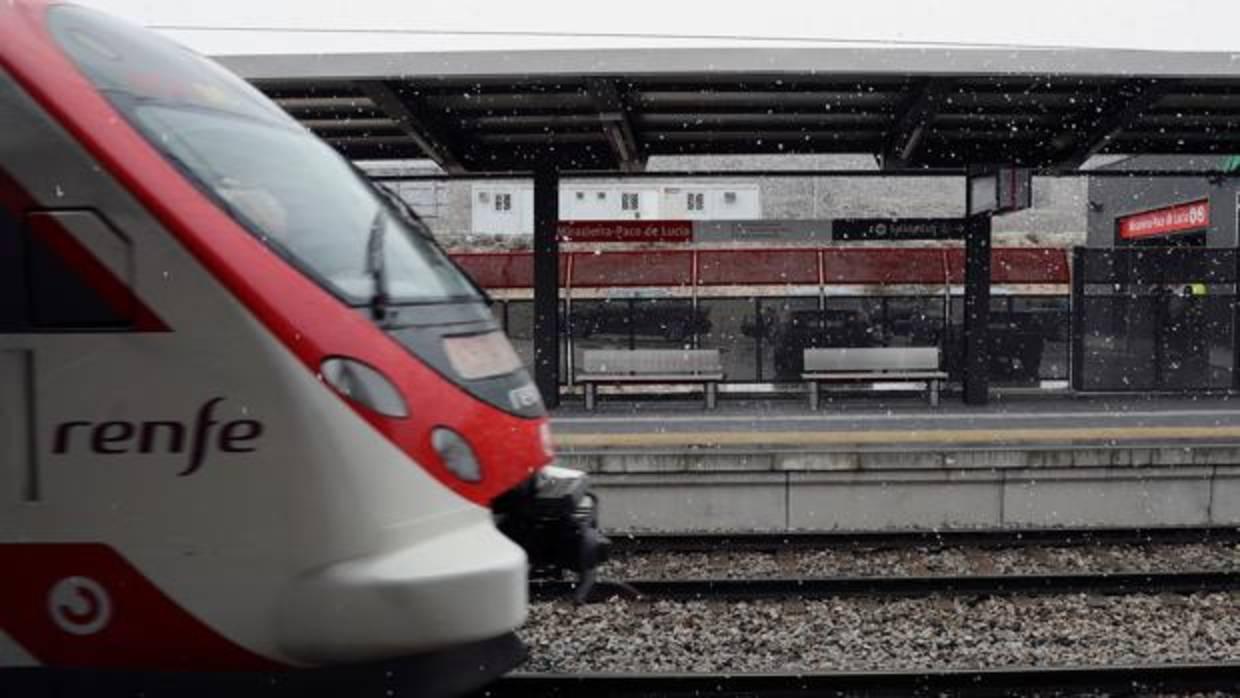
[{"x1": 23, "y1": 210, "x2": 135, "y2": 330}]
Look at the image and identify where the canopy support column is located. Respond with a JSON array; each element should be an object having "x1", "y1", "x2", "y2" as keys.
[
  {"x1": 533, "y1": 168, "x2": 561, "y2": 408},
  {"x1": 962, "y1": 214, "x2": 993, "y2": 405}
]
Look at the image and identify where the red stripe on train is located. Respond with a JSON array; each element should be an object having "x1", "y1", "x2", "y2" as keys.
[{"x1": 0, "y1": 543, "x2": 280, "y2": 670}]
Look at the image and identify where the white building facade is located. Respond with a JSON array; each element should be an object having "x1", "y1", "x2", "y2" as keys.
[{"x1": 470, "y1": 181, "x2": 762, "y2": 236}]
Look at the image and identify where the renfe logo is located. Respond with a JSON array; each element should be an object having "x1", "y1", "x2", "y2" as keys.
[
  {"x1": 48, "y1": 576, "x2": 112, "y2": 635},
  {"x1": 52, "y1": 398, "x2": 263, "y2": 476}
]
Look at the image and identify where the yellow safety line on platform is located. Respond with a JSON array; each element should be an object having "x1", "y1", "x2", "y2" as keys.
[{"x1": 554, "y1": 425, "x2": 1240, "y2": 448}]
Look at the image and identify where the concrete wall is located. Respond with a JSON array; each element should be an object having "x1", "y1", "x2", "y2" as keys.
[
  {"x1": 563, "y1": 445, "x2": 1240, "y2": 532},
  {"x1": 654, "y1": 154, "x2": 1087, "y2": 242}
]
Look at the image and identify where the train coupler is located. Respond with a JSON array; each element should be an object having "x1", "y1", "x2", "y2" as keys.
[{"x1": 494, "y1": 465, "x2": 610, "y2": 602}]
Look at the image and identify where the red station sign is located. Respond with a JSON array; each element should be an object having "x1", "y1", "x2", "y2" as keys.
[
  {"x1": 556, "y1": 220, "x2": 693, "y2": 243},
  {"x1": 1117, "y1": 199, "x2": 1211, "y2": 240}
]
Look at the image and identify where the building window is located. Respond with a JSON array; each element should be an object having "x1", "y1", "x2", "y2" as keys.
[
  {"x1": 621, "y1": 193, "x2": 640, "y2": 211},
  {"x1": 687, "y1": 192, "x2": 705, "y2": 211},
  {"x1": 576, "y1": 191, "x2": 585, "y2": 200},
  {"x1": 494, "y1": 193, "x2": 512, "y2": 212},
  {"x1": 724, "y1": 191, "x2": 737, "y2": 204},
  {"x1": 596, "y1": 192, "x2": 607, "y2": 200}
]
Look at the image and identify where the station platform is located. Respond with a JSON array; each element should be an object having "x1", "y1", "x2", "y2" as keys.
[{"x1": 549, "y1": 393, "x2": 1240, "y2": 533}]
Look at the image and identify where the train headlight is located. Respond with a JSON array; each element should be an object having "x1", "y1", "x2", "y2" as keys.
[
  {"x1": 442, "y1": 331, "x2": 523, "y2": 380},
  {"x1": 320, "y1": 357, "x2": 409, "y2": 418},
  {"x1": 539, "y1": 422, "x2": 555, "y2": 458},
  {"x1": 431, "y1": 428, "x2": 482, "y2": 483}
]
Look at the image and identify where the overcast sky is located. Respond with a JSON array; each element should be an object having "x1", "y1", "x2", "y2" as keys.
[{"x1": 73, "y1": 0, "x2": 1240, "y2": 56}]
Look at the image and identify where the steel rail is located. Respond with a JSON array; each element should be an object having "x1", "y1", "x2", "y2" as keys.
[
  {"x1": 606, "y1": 525, "x2": 1240, "y2": 554},
  {"x1": 532, "y1": 571, "x2": 1240, "y2": 603},
  {"x1": 484, "y1": 663, "x2": 1240, "y2": 697}
]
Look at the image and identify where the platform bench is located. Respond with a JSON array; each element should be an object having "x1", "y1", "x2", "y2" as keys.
[
  {"x1": 802, "y1": 347, "x2": 948, "y2": 409},
  {"x1": 578, "y1": 349, "x2": 725, "y2": 410}
]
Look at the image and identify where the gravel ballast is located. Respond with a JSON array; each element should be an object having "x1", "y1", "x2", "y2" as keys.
[
  {"x1": 519, "y1": 593, "x2": 1240, "y2": 673},
  {"x1": 600, "y1": 543, "x2": 1240, "y2": 580}
]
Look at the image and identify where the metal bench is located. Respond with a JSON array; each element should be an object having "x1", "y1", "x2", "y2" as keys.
[
  {"x1": 577, "y1": 349, "x2": 725, "y2": 410},
  {"x1": 802, "y1": 347, "x2": 947, "y2": 409}
]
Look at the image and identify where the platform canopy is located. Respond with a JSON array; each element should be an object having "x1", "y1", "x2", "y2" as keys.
[{"x1": 218, "y1": 45, "x2": 1240, "y2": 173}]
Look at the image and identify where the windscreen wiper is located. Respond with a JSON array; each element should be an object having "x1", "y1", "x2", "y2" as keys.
[
  {"x1": 374, "y1": 183, "x2": 436, "y2": 241},
  {"x1": 372, "y1": 183, "x2": 494, "y2": 305},
  {"x1": 366, "y1": 208, "x2": 390, "y2": 322}
]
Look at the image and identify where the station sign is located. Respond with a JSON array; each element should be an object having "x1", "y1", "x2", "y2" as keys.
[
  {"x1": 1117, "y1": 199, "x2": 1210, "y2": 240},
  {"x1": 694, "y1": 220, "x2": 832, "y2": 244},
  {"x1": 557, "y1": 217, "x2": 973, "y2": 243},
  {"x1": 832, "y1": 217, "x2": 968, "y2": 241},
  {"x1": 556, "y1": 220, "x2": 692, "y2": 243}
]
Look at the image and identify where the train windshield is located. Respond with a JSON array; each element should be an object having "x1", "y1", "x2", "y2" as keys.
[{"x1": 47, "y1": 5, "x2": 481, "y2": 307}]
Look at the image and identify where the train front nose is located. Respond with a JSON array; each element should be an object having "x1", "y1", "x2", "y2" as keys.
[{"x1": 493, "y1": 465, "x2": 611, "y2": 598}]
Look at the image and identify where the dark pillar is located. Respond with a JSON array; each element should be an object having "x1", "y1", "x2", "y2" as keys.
[
  {"x1": 962, "y1": 214, "x2": 992, "y2": 405},
  {"x1": 1235, "y1": 249, "x2": 1240, "y2": 392},
  {"x1": 1071, "y1": 247, "x2": 1085, "y2": 391},
  {"x1": 533, "y1": 168, "x2": 560, "y2": 408}
]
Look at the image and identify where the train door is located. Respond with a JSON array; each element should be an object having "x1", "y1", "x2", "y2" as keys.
[
  {"x1": 0, "y1": 133, "x2": 29, "y2": 509},
  {"x1": 0, "y1": 70, "x2": 32, "y2": 663},
  {"x1": 0, "y1": 55, "x2": 309, "y2": 663},
  {"x1": 0, "y1": 348, "x2": 33, "y2": 665},
  {"x1": 1, "y1": 64, "x2": 157, "y2": 479},
  {"x1": 0, "y1": 351, "x2": 32, "y2": 503}
]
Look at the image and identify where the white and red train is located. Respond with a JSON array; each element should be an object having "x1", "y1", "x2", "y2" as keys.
[{"x1": 0, "y1": 2, "x2": 604, "y2": 694}]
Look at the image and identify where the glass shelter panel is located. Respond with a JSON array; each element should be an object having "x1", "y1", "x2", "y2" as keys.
[
  {"x1": 763, "y1": 297, "x2": 837, "y2": 381},
  {"x1": 569, "y1": 298, "x2": 632, "y2": 382},
  {"x1": 699, "y1": 299, "x2": 759, "y2": 382},
  {"x1": 629, "y1": 299, "x2": 702, "y2": 347},
  {"x1": 1074, "y1": 247, "x2": 1236, "y2": 391}
]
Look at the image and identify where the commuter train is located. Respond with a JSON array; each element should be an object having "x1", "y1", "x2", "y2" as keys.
[{"x1": 0, "y1": 2, "x2": 604, "y2": 694}]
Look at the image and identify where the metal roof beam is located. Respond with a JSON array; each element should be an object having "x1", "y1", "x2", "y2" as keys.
[
  {"x1": 358, "y1": 81, "x2": 466, "y2": 173},
  {"x1": 880, "y1": 79, "x2": 951, "y2": 170},
  {"x1": 303, "y1": 118, "x2": 401, "y2": 132},
  {"x1": 274, "y1": 96, "x2": 372, "y2": 110},
  {"x1": 1056, "y1": 80, "x2": 1178, "y2": 169},
  {"x1": 585, "y1": 78, "x2": 646, "y2": 172}
]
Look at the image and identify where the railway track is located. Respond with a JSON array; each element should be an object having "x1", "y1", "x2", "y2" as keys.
[
  {"x1": 483, "y1": 663, "x2": 1240, "y2": 697},
  {"x1": 534, "y1": 526, "x2": 1240, "y2": 602},
  {"x1": 606, "y1": 525, "x2": 1240, "y2": 553},
  {"x1": 523, "y1": 528, "x2": 1240, "y2": 685},
  {"x1": 533, "y1": 570, "x2": 1240, "y2": 602}
]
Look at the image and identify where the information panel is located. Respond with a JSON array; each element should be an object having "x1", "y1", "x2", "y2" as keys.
[
  {"x1": 832, "y1": 217, "x2": 968, "y2": 241},
  {"x1": 967, "y1": 167, "x2": 1032, "y2": 215},
  {"x1": 1117, "y1": 199, "x2": 1210, "y2": 240}
]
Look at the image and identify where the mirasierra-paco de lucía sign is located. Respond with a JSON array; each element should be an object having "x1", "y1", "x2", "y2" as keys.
[{"x1": 1117, "y1": 199, "x2": 1210, "y2": 240}]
